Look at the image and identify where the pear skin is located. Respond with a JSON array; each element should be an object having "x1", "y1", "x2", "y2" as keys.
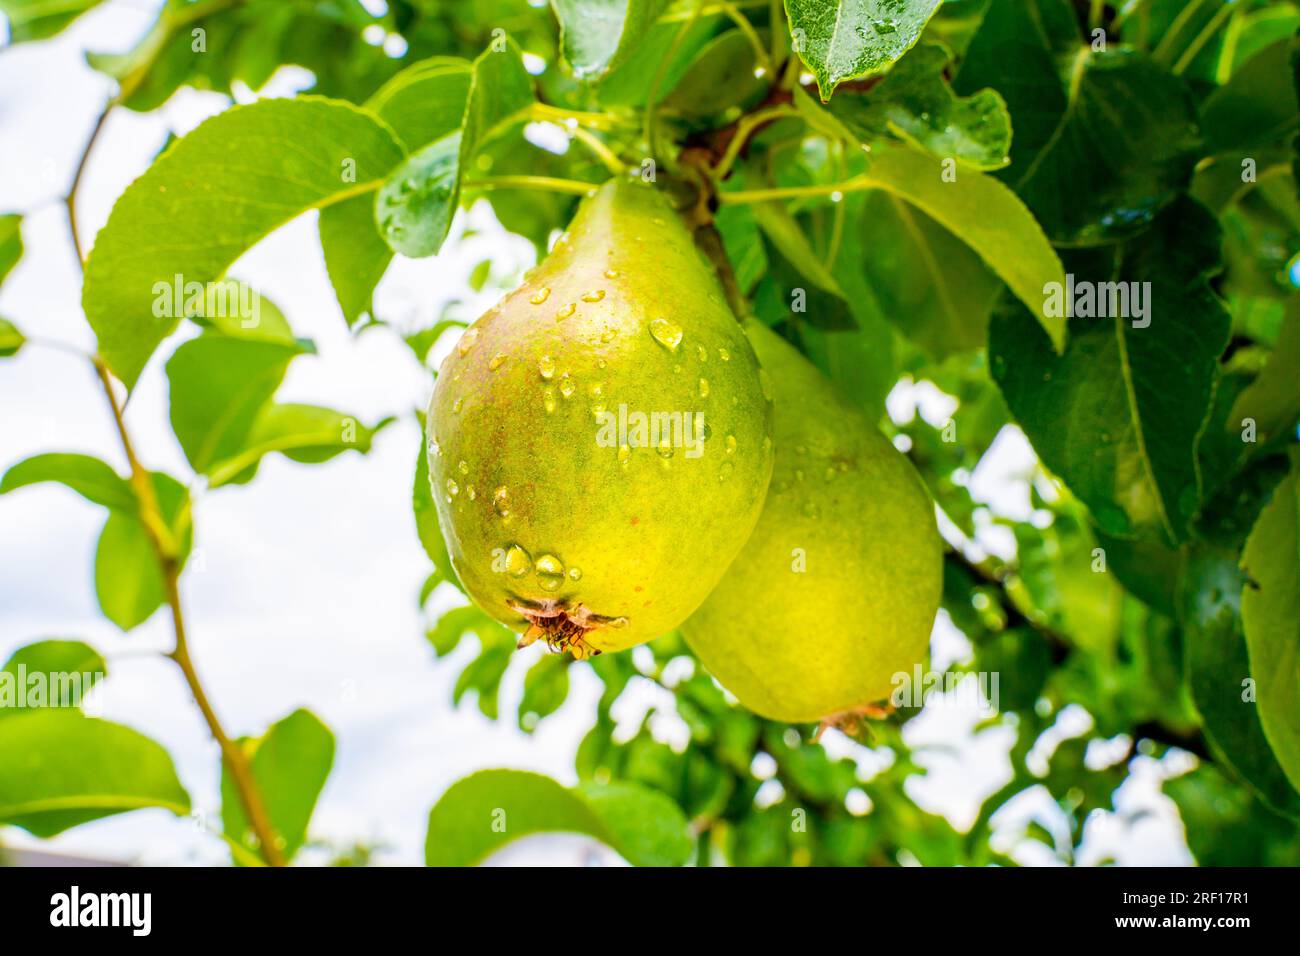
[
  {"x1": 427, "y1": 180, "x2": 774, "y2": 657},
  {"x1": 682, "y1": 321, "x2": 942, "y2": 721}
]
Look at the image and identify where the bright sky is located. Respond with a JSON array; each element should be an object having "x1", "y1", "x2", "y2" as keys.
[{"x1": 0, "y1": 1, "x2": 1193, "y2": 866}]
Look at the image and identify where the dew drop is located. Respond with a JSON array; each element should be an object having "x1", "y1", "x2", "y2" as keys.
[
  {"x1": 618, "y1": 444, "x2": 631, "y2": 465},
  {"x1": 446, "y1": 478, "x2": 459, "y2": 497},
  {"x1": 467, "y1": 484, "x2": 476, "y2": 501},
  {"x1": 529, "y1": 287, "x2": 551, "y2": 305},
  {"x1": 649, "y1": 317, "x2": 683, "y2": 352},
  {"x1": 697, "y1": 345, "x2": 708, "y2": 362},
  {"x1": 457, "y1": 328, "x2": 478, "y2": 356},
  {"x1": 452, "y1": 397, "x2": 463, "y2": 414},
  {"x1": 428, "y1": 436, "x2": 442, "y2": 458},
  {"x1": 488, "y1": 352, "x2": 507, "y2": 371},
  {"x1": 581, "y1": 289, "x2": 605, "y2": 303},
  {"x1": 535, "y1": 553, "x2": 565, "y2": 591},
  {"x1": 543, "y1": 388, "x2": 557, "y2": 414},
  {"x1": 725, "y1": 434, "x2": 737, "y2": 455},
  {"x1": 656, "y1": 437, "x2": 674, "y2": 459},
  {"x1": 719, "y1": 462, "x2": 734, "y2": 482},
  {"x1": 718, "y1": 347, "x2": 731, "y2": 362},
  {"x1": 568, "y1": 567, "x2": 583, "y2": 581},
  {"x1": 698, "y1": 378, "x2": 710, "y2": 399},
  {"x1": 604, "y1": 269, "x2": 619, "y2": 279},
  {"x1": 758, "y1": 368, "x2": 774, "y2": 401},
  {"x1": 493, "y1": 486, "x2": 510, "y2": 518},
  {"x1": 600, "y1": 327, "x2": 616, "y2": 343},
  {"x1": 505, "y1": 544, "x2": 531, "y2": 577},
  {"x1": 538, "y1": 355, "x2": 556, "y2": 380},
  {"x1": 559, "y1": 374, "x2": 576, "y2": 399},
  {"x1": 589, "y1": 382, "x2": 604, "y2": 398},
  {"x1": 556, "y1": 302, "x2": 576, "y2": 321},
  {"x1": 458, "y1": 460, "x2": 469, "y2": 475}
]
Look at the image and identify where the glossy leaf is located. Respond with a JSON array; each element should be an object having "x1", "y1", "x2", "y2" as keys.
[
  {"x1": 222, "y1": 708, "x2": 335, "y2": 864},
  {"x1": 83, "y1": 97, "x2": 405, "y2": 388},
  {"x1": 552, "y1": 0, "x2": 665, "y2": 80},
  {"x1": 0, "y1": 711, "x2": 189, "y2": 837},
  {"x1": 829, "y1": 41, "x2": 1011, "y2": 169},
  {"x1": 861, "y1": 145, "x2": 1067, "y2": 351},
  {"x1": 784, "y1": 0, "x2": 942, "y2": 101},
  {"x1": 1181, "y1": 547, "x2": 1300, "y2": 818},
  {"x1": 990, "y1": 199, "x2": 1231, "y2": 543},
  {"x1": 320, "y1": 57, "x2": 473, "y2": 324},
  {"x1": 518, "y1": 653, "x2": 570, "y2": 731},
  {"x1": 425, "y1": 769, "x2": 692, "y2": 866}
]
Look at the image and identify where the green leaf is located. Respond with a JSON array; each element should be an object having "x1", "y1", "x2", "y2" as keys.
[
  {"x1": 166, "y1": 334, "x2": 303, "y2": 476},
  {"x1": 1240, "y1": 466, "x2": 1300, "y2": 794},
  {"x1": 1015, "y1": 50, "x2": 1200, "y2": 246},
  {"x1": 426, "y1": 605, "x2": 506, "y2": 658},
  {"x1": 364, "y1": 57, "x2": 473, "y2": 151},
  {"x1": 1166, "y1": 764, "x2": 1300, "y2": 866},
  {"x1": 861, "y1": 145, "x2": 1067, "y2": 351},
  {"x1": 784, "y1": 0, "x2": 942, "y2": 101},
  {"x1": 518, "y1": 653, "x2": 571, "y2": 731},
  {"x1": 376, "y1": 40, "x2": 534, "y2": 259},
  {"x1": 1181, "y1": 546, "x2": 1300, "y2": 819},
  {"x1": 94, "y1": 472, "x2": 192, "y2": 631},
  {"x1": 990, "y1": 198, "x2": 1231, "y2": 543},
  {"x1": 0, "y1": 317, "x2": 22, "y2": 357},
  {"x1": 0, "y1": 213, "x2": 22, "y2": 285},
  {"x1": 1202, "y1": 37, "x2": 1300, "y2": 154},
  {"x1": 661, "y1": 28, "x2": 769, "y2": 121},
  {"x1": 0, "y1": 710, "x2": 189, "y2": 836},
  {"x1": 237, "y1": 403, "x2": 389, "y2": 467},
  {"x1": 854, "y1": 189, "x2": 1002, "y2": 356},
  {"x1": 180, "y1": 279, "x2": 298, "y2": 344},
  {"x1": 319, "y1": 58, "x2": 473, "y2": 325},
  {"x1": 0, "y1": 640, "x2": 107, "y2": 718},
  {"x1": 0, "y1": 0, "x2": 103, "y2": 42},
  {"x1": 828, "y1": 41, "x2": 1011, "y2": 169},
  {"x1": 376, "y1": 131, "x2": 464, "y2": 258},
  {"x1": 0, "y1": 453, "x2": 136, "y2": 513},
  {"x1": 425, "y1": 769, "x2": 691, "y2": 866},
  {"x1": 222, "y1": 709, "x2": 334, "y2": 864},
  {"x1": 83, "y1": 97, "x2": 405, "y2": 388},
  {"x1": 552, "y1": 0, "x2": 666, "y2": 81},
  {"x1": 1229, "y1": 299, "x2": 1300, "y2": 450}
]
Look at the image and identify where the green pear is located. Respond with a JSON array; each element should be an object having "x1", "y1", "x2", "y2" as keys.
[
  {"x1": 427, "y1": 179, "x2": 774, "y2": 658},
  {"x1": 682, "y1": 322, "x2": 942, "y2": 722}
]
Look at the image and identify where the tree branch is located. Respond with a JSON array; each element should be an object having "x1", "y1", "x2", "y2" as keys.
[{"x1": 72, "y1": 110, "x2": 287, "y2": 866}]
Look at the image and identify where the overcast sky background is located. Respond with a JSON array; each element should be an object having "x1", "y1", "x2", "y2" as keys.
[{"x1": 0, "y1": 0, "x2": 1194, "y2": 866}]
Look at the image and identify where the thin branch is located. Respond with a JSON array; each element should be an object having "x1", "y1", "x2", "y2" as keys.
[
  {"x1": 464, "y1": 175, "x2": 598, "y2": 196},
  {"x1": 71, "y1": 113, "x2": 287, "y2": 864}
]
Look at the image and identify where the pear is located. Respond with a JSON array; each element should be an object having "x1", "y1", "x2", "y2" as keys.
[
  {"x1": 682, "y1": 322, "x2": 942, "y2": 722},
  {"x1": 427, "y1": 179, "x2": 774, "y2": 658}
]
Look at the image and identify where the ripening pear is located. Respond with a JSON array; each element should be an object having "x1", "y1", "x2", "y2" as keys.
[
  {"x1": 682, "y1": 322, "x2": 942, "y2": 722},
  {"x1": 426, "y1": 179, "x2": 774, "y2": 658}
]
